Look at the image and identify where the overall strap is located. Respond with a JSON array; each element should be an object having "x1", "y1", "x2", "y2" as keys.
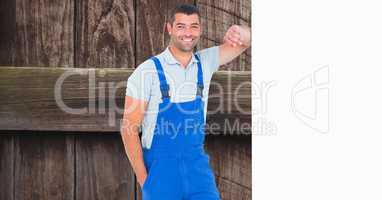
[
  {"x1": 194, "y1": 54, "x2": 204, "y2": 97},
  {"x1": 151, "y1": 57, "x2": 170, "y2": 100}
]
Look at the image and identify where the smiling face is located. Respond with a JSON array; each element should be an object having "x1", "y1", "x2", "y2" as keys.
[{"x1": 167, "y1": 13, "x2": 201, "y2": 52}]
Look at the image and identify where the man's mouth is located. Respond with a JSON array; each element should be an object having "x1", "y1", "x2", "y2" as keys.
[{"x1": 181, "y1": 38, "x2": 194, "y2": 43}]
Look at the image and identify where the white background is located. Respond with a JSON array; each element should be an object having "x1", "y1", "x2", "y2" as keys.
[{"x1": 252, "y1": 0, "x2": 382, "y2": 199}]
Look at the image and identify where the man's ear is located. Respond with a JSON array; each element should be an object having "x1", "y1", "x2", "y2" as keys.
[{"x1": 166, "y1": 22, "x2": 172, "y2": 35}]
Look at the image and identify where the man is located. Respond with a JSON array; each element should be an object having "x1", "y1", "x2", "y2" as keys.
[{"x1": 121, "y1": 4, "x2": 250, "y2": 200}]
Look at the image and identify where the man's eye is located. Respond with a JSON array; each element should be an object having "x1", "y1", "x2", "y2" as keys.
[{"x1": 177, "y1": 25, "x2": 185, "y2": 29}]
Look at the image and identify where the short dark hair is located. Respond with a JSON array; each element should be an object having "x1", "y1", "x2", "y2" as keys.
[{"x1": 168, "y1": 4, "x2": 200, "y2": 24}]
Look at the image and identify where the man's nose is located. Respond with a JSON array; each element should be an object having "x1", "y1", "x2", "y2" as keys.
[{"x1": 184, "y1": 27, "x2": 193, "y2": 36}]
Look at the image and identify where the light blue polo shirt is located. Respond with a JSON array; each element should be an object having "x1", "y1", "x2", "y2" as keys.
[{"x1": 125, "y1": 46, "x2": 220, "y2": 149}]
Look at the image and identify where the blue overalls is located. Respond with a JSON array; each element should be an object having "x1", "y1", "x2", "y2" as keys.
[{"x1": 141, "y1": 55, "x2": 220, "y2": 200}]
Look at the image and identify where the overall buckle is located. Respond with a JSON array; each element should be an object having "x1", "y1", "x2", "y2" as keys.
[
  {"x1": 196, "y1": 84, "x2": 204, "y2": 97},
  {"x1": 160, "y1": 84, "x2": 170, "y2": 99}
]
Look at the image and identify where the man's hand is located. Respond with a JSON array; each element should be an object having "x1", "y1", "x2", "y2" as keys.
[
  {"x1": 219, "y1": 25, "x2": 251, "y2": 66},
  {"x1": 223, "y1": 25, "x2": 251, "y2": 48}
]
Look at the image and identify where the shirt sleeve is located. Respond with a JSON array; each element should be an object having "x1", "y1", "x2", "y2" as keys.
[
  {"x1": 196, "y1": 46, "x2": 220, "y2": 74},
  {"x1": 125, "y1": 61, "x2": 154, "y2": 102}
]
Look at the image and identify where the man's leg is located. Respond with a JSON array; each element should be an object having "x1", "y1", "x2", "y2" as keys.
[
  {"x1": 185, "y1": 153, "x2": 221, "y2": 200},
  {"x1": 142, "y1": 157, "x2": 183, "y2": 200}
]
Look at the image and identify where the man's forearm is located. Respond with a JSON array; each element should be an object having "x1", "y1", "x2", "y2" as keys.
[{"x1": 121, "y1": 127, "x2": 147, "y2": 187}]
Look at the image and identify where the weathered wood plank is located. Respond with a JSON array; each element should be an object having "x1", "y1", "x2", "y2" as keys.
[
  {"x1": 135, "y1": 0, "x2": 194, "y2": 66},
  {"x1": 76, "y1": 134, "x2": 135, "y2": 200},
  {"x1": 196, "y1": 0, "x2": 251, "y2": 71},
  {"x1": 0, "y1": 67, "x2": 251, "y2": 133},
  {"x1": 14, "y1": 0, "x2": 74, "y2": 67},
  {"x1": 205, "y1": 135, "x2": 252, "y2": 199},
  {"x1": 0, "y1": 0, "x2": 16, "y2": 65},
  {"x1": 216, "y1": 175, "x2": 252, "y2": 200},
  {"x1": 75, "y1": 0, "x2": 135, "y2": 68},
  {"x1": 0, "y1": 135, "x2": 14, "y2": 200},
  {"x1": 14, "y1": 134, "x2": 74, "y2": 200},
  {"x1": 0, "y1": 67, "x2": 127, "y2": 132}
]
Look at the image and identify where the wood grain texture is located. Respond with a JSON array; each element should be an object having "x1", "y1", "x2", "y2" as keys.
[
  {"x1": 0, "y1": 135, "x2": 14, "y2": 200},
  {"x1": 14, "y1": 133, "x2": 74, "y2": 200},
  {"x1": 0, "y1": 67, "x2": 128, "y2": 132},
  {"x1": 205, "y1": 135, "x2": 252, "y2": 200},
  {"x1": 216, "y1": 176, "x2": 252, "y2": 200},
  {"x1": 135, "y1": 0, "x2": 194, "y2": 65},
  {"x1": 207, "y1": 71, "x2": 251, "y2": 135},
  {"x1": 76, "y1": 134, "x2": 135, "y2": 200},
  {"x1": 0, "y1": 0, "x2": 16, "y2": 65},
  {"x1": 0, "y1": 67, "x2": 250, "y2": 133},
  {"x1": 14, "y1": 0, "x2": 74, "y2": 67},
  {"x1": 196, "y1": 0, "x2": 251, "y2": 71},
  {"x1": 75, "y1": 0, "x2": 135, "y2": 68}
]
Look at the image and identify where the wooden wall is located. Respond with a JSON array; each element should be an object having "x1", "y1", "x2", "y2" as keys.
[
  {"x1": 0, "y1": 0, "x2": 251, "y2": 200},
  {"x1": 0, "y1": 133, "x2": 136, "y2": 200},
  {"x1": 0, "y1": 0, "x2": 251, "y2": 70},
  {"x1": 1, "y1": 133, "x2": 250, "y2": 200}
]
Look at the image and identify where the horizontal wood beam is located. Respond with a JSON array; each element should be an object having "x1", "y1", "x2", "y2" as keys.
[{"x1": 0, "y1": 67, "x2": 251, "y2": 135}]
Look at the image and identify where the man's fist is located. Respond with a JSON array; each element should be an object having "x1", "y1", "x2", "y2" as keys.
[{"x1": 223, "y1": 25, "x2": 251, "y2": 48}]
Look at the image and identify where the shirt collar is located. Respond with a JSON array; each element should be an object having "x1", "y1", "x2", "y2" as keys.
[{"x1": 162, "y1": 46, "x2": 199, "y2": 66}]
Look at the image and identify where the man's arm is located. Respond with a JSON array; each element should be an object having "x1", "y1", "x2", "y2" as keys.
[
  {"x1": 219, "y1": 25, "x2": 251, "y2": 66},
  {"x1": 121, "y1": 96, "x2": 148, "y2": 188}
]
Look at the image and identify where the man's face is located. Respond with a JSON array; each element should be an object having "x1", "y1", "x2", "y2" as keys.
[{"x1": 167, "y1": 13, "x2": 201, "y2": 52}]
